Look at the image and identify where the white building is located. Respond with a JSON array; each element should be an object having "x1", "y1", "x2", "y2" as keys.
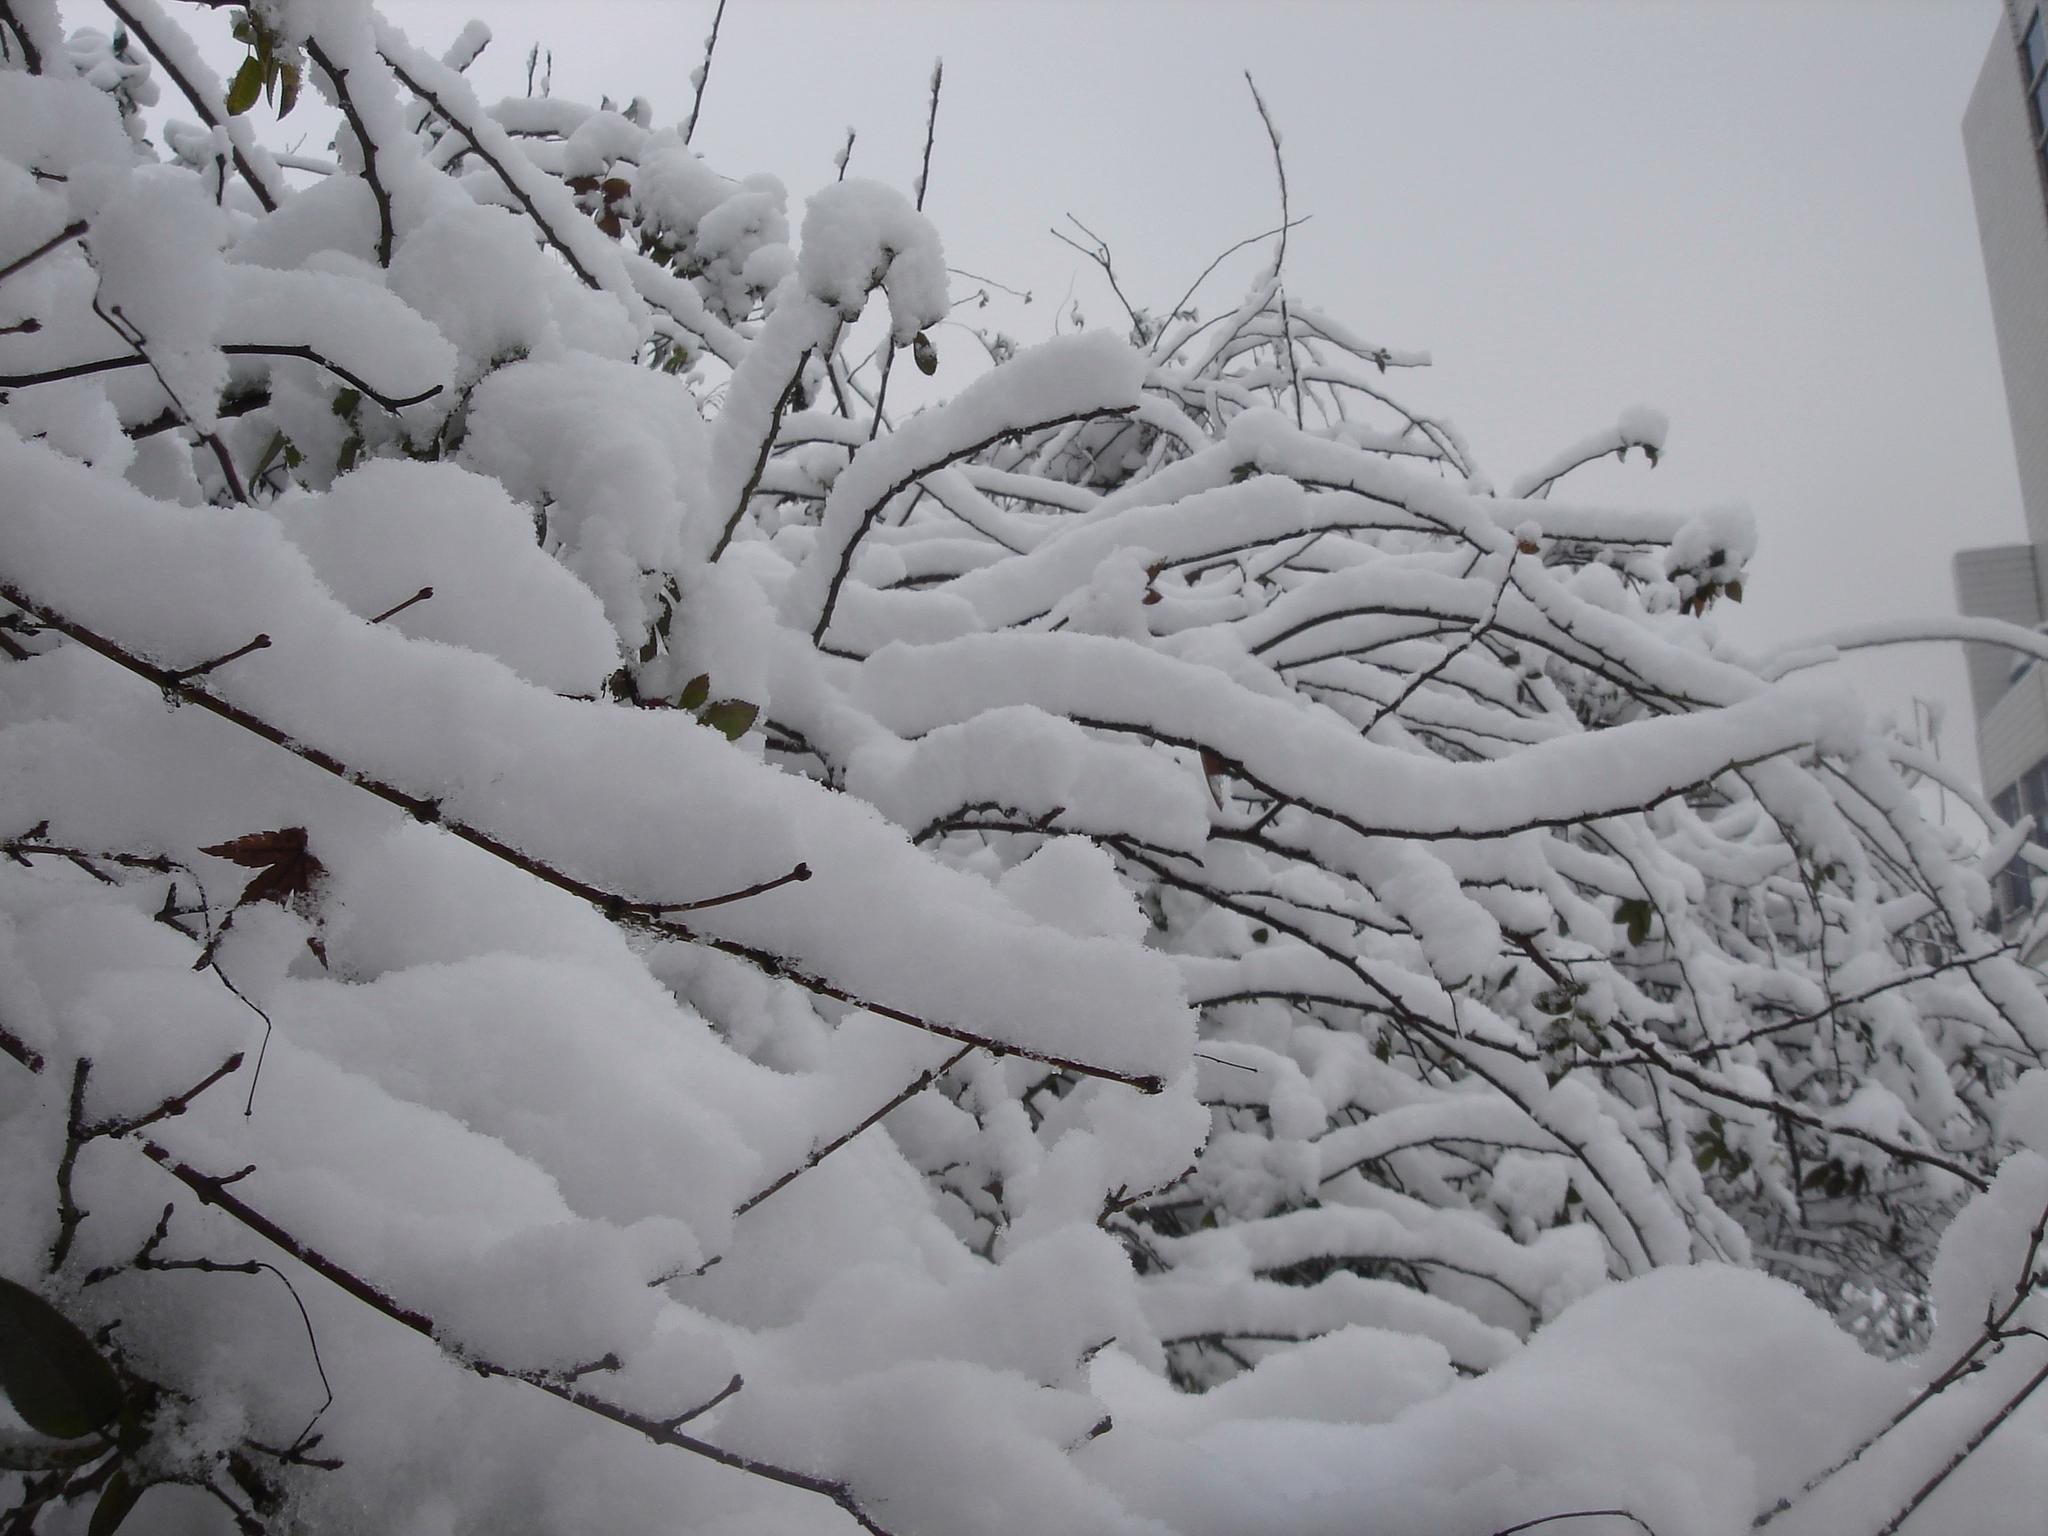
[{"x1": 1955, "y1": 0, "x2": 2048, "y2": 919}]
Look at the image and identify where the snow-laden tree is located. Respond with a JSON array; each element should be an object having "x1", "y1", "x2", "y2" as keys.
[{"x1": 5, "y1": 3, "x2": 2048, "y2": 1533}]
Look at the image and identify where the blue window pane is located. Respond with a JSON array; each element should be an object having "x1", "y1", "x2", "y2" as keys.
[{"x1": 2027, "y1": 12, "x2": 2048, "y2": 84}]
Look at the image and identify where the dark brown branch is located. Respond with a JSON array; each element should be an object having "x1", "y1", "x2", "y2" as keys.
[
  {"x1": 1490, "y1": 1511, "x2": 1658, "y2": 1536},
  {"x1": 169, "y1": 634, "x2": 271, "y2": 682},
  {"x1": 0, "y1": 220, "x2": 85, "y2": 287},
  {"x1": 139, "y1": 1141, "x2": 899, "y2": 1536},
  {"x1": 368, "y1": 586, "x2": 434, "y2": 624},
  {"x1": 49, "y1": 1060, "x2": 91, "y2": 1270},
  {"x1": 680, "y1": 0, "x2": 727, "y2": 146},
  {"x1": 101, "y1": 0, "x2": 278, "y2": 213},
  {"x1": 1873, "y1": 1353, "x2": 2048, "y2": 1536},
  {"x1": 0, "y1": 0, "x2": 44, "y2": 73},
  {"x1": 1364, "y1": 552, "x2": 1517, "y2": 733},
  {"x1": 88, "y1": 1052, "x2": 246, "y2": 1139},
  {"x1": 1755, "y1": 1201, "x2": 2048, "y2": 1527},
  {"x1": 913, "y1": 59, "x2": 942, "y2": 213},
  {"x1": 734, "y1": 1044, "x2": 974, "y2": 1217},
  {"x1": 1156, "y1": 216, "x2": 1312, "y2": 356},
  {"x1": 1, "y1": 349, "x2": 439, "y2": 414},
  {"x1": 812, "y1": 403, "x2": 1140, "y2": 645},
  {"x1": 304, "y1": 39, "x2": 395, "y2": 267},
  {"x1": 854, "y1": 61, "x2": 941, "y2": 446},
  {"x1": 647, "y1": 862, "x2": 810, "y2": 914},
  {"x1": 664, "y1": 1372, "x2": 742, "y2": 1429},
  {"x1": 48, "y1": 1048, "x2": 245, "y2": 1275},
  {"x1": 379, "y1": 51, "x2": 602, "y2": 291},
  {"x1": 219, "y1": 346, "x2": 443, "y2": 410},
  {"x1": 1242, "y1": 73, "x2": 1303, "y2": 428},
  {"x1": 0, "y1": 582, "x2": 1164, "y2": 1094},
  {"x1": 89, "y1": 293, "x2": 249, "y2": 505},
  {"x1": 707, "y1": 342, "x2": 824, "y2": 561},
  {"x1": 0, "y1": 1016, "x2": 43, "y2": 1074},
  {"x1": 1052, "y1": 216, "x2": 1143, "y2": 340},
  {"x1": 129, "y1": 389, "x2": 269, "y2": 441}
]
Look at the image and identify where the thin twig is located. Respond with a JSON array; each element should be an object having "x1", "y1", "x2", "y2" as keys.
[
  {"x1": 0, "y1": 0, "x2": 44, "y2": 73},
  {"x1": 1, "y1": 349, "x2": 442, "y2": 412},
  {"x1": 48, "y1": 1060, "x2": 91, "y2": 1270},
  {"x1": 862, "y1": 59, "x2": 943, "y2": 445},
  {"x1": 813, "y1": 403, "x2": 1140, "y2": 644},
  {"x1": 913, "y1": 59, "x2": 942, "y2": 212},
  {"x1": 1365, "y1": 552, "x2": 1517, "y2": 734},
  {"x1": 1157, "y1": 216, "x2": 1312, "y2": 356},
  {"x1": 0, "y1": 582, "x2": 1165, "y2": 1094},
  {"x1": 139, "y1": 1141, "x2": 900, "y2": 1536},
  {"x1": 102, "y1": 0, "x2": 281, "y2": 212},
  {"x1": 379, "y1": 45, "x2": 602, "y2": 292},
  {"x1": 368, "y1": 586, "x2": 434, "y2": 624},
  {"x1": 1242, "y1": 73, "x2": 1303, "y2": 428},
  {"x1": 0, "y1": 220, "x2": 86, "y2": 287},
  {"x1": 681, "y1": 0, "x2": 728, "y2": 146},
  {"x1": 1489, "y1": 1511, "x2": 1658, "y2": 1536},
  {"x1": 649, "y1": 862, "x2": 810, "y2": 914},
  {"x1": 88, "y1": 292, "x2": 249, "y2": 505},
  {"x1": 90, "y1": 1051, "x2": 246, "y2": 1138},
  {"x1": 663, "y1": 1372, "x2": 742, "y2": 1429},
  {"x1": 733, "y1": 1044, "x2": 974, "y2": 1217},
  {"x1": 305, "y1": 39, "x2": 395, "y2": 267},
  {"x1": 1873, "y1": 1353, "x2": 2048, "y2": 1536}
]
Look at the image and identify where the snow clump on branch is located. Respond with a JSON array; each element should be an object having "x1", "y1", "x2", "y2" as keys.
[{"x1": 2, "y1": 3, "x2": 2047, "y2": 1533}]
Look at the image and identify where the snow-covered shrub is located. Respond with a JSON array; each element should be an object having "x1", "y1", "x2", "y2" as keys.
[{"x1": 4, "y1": 3, "x2": 2048, "y2": 1533}]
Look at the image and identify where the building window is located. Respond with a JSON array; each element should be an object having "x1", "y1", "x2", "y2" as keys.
[
  {"x1": 1995, "y1": 785, "x2": 2031, "y2": 926},
  {"x1": 2026, "y1": 7, "x2": 2048, "y2": 173}
]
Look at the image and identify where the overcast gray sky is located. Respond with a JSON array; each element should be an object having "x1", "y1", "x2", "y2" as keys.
[{"x1": 201, "y1": 0, "x2": 2030, "y2": 800}]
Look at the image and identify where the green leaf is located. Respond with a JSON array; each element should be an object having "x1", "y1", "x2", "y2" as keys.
[
  {"x1": 699, "y1": 699, "x2": 758, "y2": 741},
  {"x1": 250, "y1": 431, "x2": 291, "y2": 482},
  {"x1": 677, "y1": 673, "x2": 711, "y2": 712},
  {"x1": 0, "y1": 1278, "x2": 122, "y2": 1440},
  {"x1": 1250, "y1": 927, "x2": 1269, "y2": 944},
  {"x1": 330, "y1": 387, "x2": 361, "y2": 418},
  {"x1": 911, "y1": 331, "x2": 937, "y2": 376},
  {"x1": 278, "y1": 62, "x2": 301, "y2": 120},
  {"x1": 224, "y1": 56, "x2": 263, "y2": 116},
  {"x1": 87, "y1": 1469, "x2": 145, "y2": 1536},
  {"x1": 1616, "y1": 897, "x2": 1654, "y2": 948}
]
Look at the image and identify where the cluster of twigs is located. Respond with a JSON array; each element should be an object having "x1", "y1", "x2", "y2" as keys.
[{"x1": 5, "y1": 2, "x2": 2048, "y2": 1534}]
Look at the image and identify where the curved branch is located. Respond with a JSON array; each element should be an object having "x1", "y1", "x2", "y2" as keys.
[
  {"x1": 1, "y1": 347, "x2": 441, "y2": 413},
  {"x1": 304, "y1": 38, "x2": 395, "y2": 267},
  {"x1": 101, "y1": 0, "x2": 284, "y2": 212},
  {"x1": 0, "y1": 581, "x2": 1164, "y2": 1095},
  {"x1": 140, "y1": 1140, "x2": 900, "y2": 1536},
  {"x1": 810, "y1": 404, "x2": 1138, "y2": 644}
]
